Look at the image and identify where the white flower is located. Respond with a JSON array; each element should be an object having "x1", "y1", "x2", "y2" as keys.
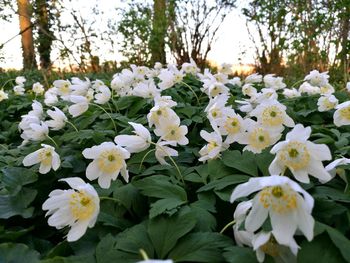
[
  {"x1": 42, "y1": 177, "x2": 99, "y2": 242},
  {"x1": 23, "y1": 144, "x2": 60, "y2": 174},
  {"x1": 242, "y1": 83, "x2": 257, "y2": 97},
  {"x1": 333, "y1": 101, "x2": 350, "y2": 127},
  {"x1": 147, "y1": 105, "x2": 178, "y2": 128},
  {"x1": 21, "y1": 121, "x2": 49, "y2": 141},
  {"x1": 44, "y1": 88, "x2": 59, "y2": 106},
  {"x1": 82, "y1": 142, "x2": 130, "y2": 189},
  {"x1": 269, "y1": 124, "x2": 332, "y2": 183},
  {"x1": 154, "y1": 116, "x2": 189, "y2": 146},
  {"x1": 263, "y1": 74, "x2": 286, "y2": 90},
  {"x1": 304, "y1": 70, "x2": 329, "y2": 87},
  {"x1": 15, "y1": 76, "x2": 26, "y2": 85},
  {"x1": 233, "y1": 201, "x2": 254, "y2": 247},
  {"x1": 317, "y1": 95, "x2": 338, "y2": 112},
  {"x1": 249, "y1": 100, "x2": 295, "y2": 131},
  {"x1": 46, "y1": 107, "x2": 67, "y2": 130},
  {"x1": 132, "y1": 80, "x2": 160, "y2": 99},
  {"x1": 347, "y1": 82, "x2": 350, "y2": 92},
  {"x1": 325, "y1": 157, "x2": 350, "y2": 178},
  {"x1": 53, "y1": 80, "x2": 71, "y2": 97},
  {"x1": 19, "y1": 114, "x2": 40, "y2": 131},
  {"x1": 0, "y1": 89, "x2": 9, "y2": 101},
  {"x1": 199, "y1": 130, "x2": 226, "y2": 162},
  {"x1": 158, "y1": 68, "x2": 184, "y2": 90},
  {"x1": 14, "y1": 85, "x2": 25, "y2": 95},
  {"x1": 154, "y1": 95, "x2": 177, "y2": 108},
  {"x1": 71, "y1": 77, "x2": 91, "y2": 96},
  {"x1": 219, "y1": 63, "x2": 233, "y2": 75},
  {"x1": 282, "y1": 88, "x2": 300, "y2": 98},
  {"x1": 68, "y1": 95, "x2": 89, "y2": 117},
  {"x1": 230, "y1": 175, "x2": 315, "y2": 247},
  {"x1": 94, "y1": 85, "x2": 111, "y2": 104},
  {"x1": 238, "y1": 119, "x2": 282, "y2": 154},
  {"x1": 216, "y1": 109, "x2": 246, "y2": 144},
  {"x1": 114, "y1": 122, "x2": 151, "y2": 153},
  {"x1": 245, "y1": 73, "x2": 262, "y2": 84},
  {"x1": 252, "y1": 231, "x2": 298, "y2": 263},
  {"x1": 320, "y1": 83, "x2": 335, "y2": 95},
  {"x1": 181, "y1": 59, "x2": 199, "y2": 74},
  {"x1": 32, "y1": 82, "x2": 45, "y2": 95},
  {"x1": 155, "y1": 140, "x2": 178, "y2": 165},
  {"x1": 205, "y1": 94, "x2": 230, "y2": 121},
  {"x1": 29, "y1": 100, "x2": 44, "y2": 119},
  {"x1": 229, "y1": 77, "x2": 242, "y2": 87},
  {"x1": 299, "y1": 82, "x2": 320, "y2": 95},
  {"x1": 208, "y1": 82, "x2": 229, "y2": 98}
]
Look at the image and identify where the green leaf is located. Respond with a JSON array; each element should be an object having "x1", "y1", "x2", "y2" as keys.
[
  {"x1": 0, "y1": 188, "x2": 37, "y2": 219},
  {"x1": 149, "y1": 198, "x2": 186, "y2": 218},
  {"x1": 1, "y1": 167, "x2": 38, "y2": 194},
  {"x1": 222, "y1": 150, "x2": 258, "y2": 176},
  {"x1": 148, "y1": 210, "x2": 196, "y2": 258},
  {"x1": 0, "y1": 243, "x2": 40, "y2": 263},
  {"x1": 133, "y1": 176, "x2": 187, "y2": 201},
  {"x1": 255, "y1": 150, "x2": 275, "y2": 176},
  {"x1": 169, "y1": 232, "x2": 232, "y2": 262},
  {"x1": 313, "y1": 186, "x2": 350, "y2": 203},
  {"x1": 197, "y1": 175, "x2": 249, "y2": 192},
  {"x1": 223, "y1": 246, "x2": 258, "y2": 263}
]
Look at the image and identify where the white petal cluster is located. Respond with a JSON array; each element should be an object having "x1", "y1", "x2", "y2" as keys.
[{"x1": 23, "y1": 144, "x2": 60, "y2": 174}]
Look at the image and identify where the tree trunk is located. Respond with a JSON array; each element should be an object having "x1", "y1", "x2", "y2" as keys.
[
  {"x1": 150, "y1": 0, "x2": 167, "y2": 65},
  {"x1": 35, "y1": 0, "x2": 52, "y2": 69},
  {"x1": 17, "y1": 0, "x2": 37, "y2": 70}
]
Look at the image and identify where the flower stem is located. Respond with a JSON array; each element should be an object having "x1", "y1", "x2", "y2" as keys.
[
  {"x1": 139, "y1": 249, "x2": 149, "y2": 260},
  {"x1": 66, "y1": 120, "x2": 79, "y2": 132},
  {"x1": 181, "y1": 81, "x2": 200, "y2": 104},
  {"x1": 90, "y1": 103, "x2": 117, "y2": 132},
  {"x1": 219, "y1": 220, "x2": 236, "y2": 234},
  {"x1": 100, "y1": 196, "x2": 122, "y2": 203},
  {"x1": 139, "y1": 148, "x2": 156, "y2": 172},
  {"x1": 46, "y1": 135, "x2": 58, "y2": 148},
  {"x1": 291, "y1": 79, "x2": 304, "y2": 88},
  {"x1": 1, "y1": 78, "x2": 15, "y2": 90}
]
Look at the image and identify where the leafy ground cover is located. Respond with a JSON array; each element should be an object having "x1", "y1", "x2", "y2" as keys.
[{"x1": 0, "y1": 64, "x2": 350, "y2": 263}]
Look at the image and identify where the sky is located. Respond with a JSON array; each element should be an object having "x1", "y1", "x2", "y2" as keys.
[{"x1": 0, "y1": 0, "x2": 257, "y2": 70}]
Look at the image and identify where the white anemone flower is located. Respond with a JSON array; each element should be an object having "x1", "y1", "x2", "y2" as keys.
[
  {"x1": 269, "y1": 124, "x2": 332, "y2": 183},
  {"x1": 46, "y1": 107, "x2": 67, "y2": 130},
  {"x1": 233, "y1": 200, "x2": 254, "y2": 247},
  {"x1": 82, "y1": 142, "x2": 130, "y2": 189},
  {"x1": 237, "y1": 119, "x2": 282, "y2": 154},
  {"x1": 23, "y1": 144, "x2": 60, "y2": 174},
  {"x1": 333, "y1": 101, "x2": 350, "y2": 127},
  {"x1": 53, "y1": 80, "x2": 71, "y2": 97},
  {"x1": 147, "y1": 105, "x2": 178, "y2": 128},
  {"x1": 282, "y1": 88, "x2": 300, "y2": 98},
  {"x1": 14, "y1": 85, "x2": 25, "y2": 95},
  {"x1": 299, "y1": 82, "x2": 320, "y2": 95},
  {"x1": 245, "y1": 73, "x2": 263, "y2": 84},
  {"x1": 154, "y1": 116, "x2": 189, "y2": 146},
  {"x1": 219, "y1": 63, "x2": 233, "y2": 75},
  {"x1": 44, "y1": 88, "x2": 59, "y2": 106},
  {"x1": 15, "y1": 76, "x2": 26, "y2": 85},
  {"x1": 304, "y1": 70, "x2": 329, "y2": 87},
  {"x1": 249, "y1": 100, "x2": 295, "y2": 131},
  {"x1": 216, "y1": 109, "x2": 246, "y2": 144},
  {"x1": 155, "y1": 140, "x2": 178, "y2": 165},
  {"x1": 229, "y1": 77, "x2": 242, "y2": 87},
  {"x1": 317, "y1": 95, "x2": 338, "y2": 112},
  {"x1": 0, "y1": 89, "x2": 9, "y2": 101},
  {"x1": 325, "y1": 157, "x2": 350, "y2": 179},
  {"x1": 32, "y1": 82, "x2": 45, "y2": 95},
  {"x1": 230, "y1": 175, "x2": 315, "y2": 247},
  {"x1": 21, "y1": 121, "x2": 49, "y2": 141},
  {"x1": 208, "y1": 82, "x2": 229, "y2": 98},
  {"x1": 114, "y1": 122, "x2": 151, "y2": 153},
  {"x1": 42, "y1": 177, "x2": 99, "y2": 242},
  {"x1": 242, "y1": 83, "x2": 258, "y2": 97},
  {"x1": 154, "y1": 95, "x2": 177, "y2": 108},
  {"x1": 94, "y1": 85, "x2": 111, "y2": 104},
  {"x1": 198, "y1": 130, "x2": 226, "y2": 162},
  {"x1": 29, "y1": 100, "x2": 44, "y2": 119},
  {"x1": 68, "y1": 95, "x2": 89, "y2": 117}
]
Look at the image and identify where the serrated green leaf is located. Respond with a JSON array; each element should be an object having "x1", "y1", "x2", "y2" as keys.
[
  {"x1": 222, "y1": 150, "x2": 258, "y2": 176},
  {"x1": 0, "y1": 243, "x2": 40, "y2": 263}
]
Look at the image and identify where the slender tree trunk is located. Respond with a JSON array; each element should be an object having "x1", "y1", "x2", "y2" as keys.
[
  {"x1": 35, "y1": 0, "x2": 52, "y2": 69},
  {"x1": 340, "y1": 3, "x2": 350, "y2": 83},
  {"x1": 150, "y1": 0, "x2": 167, "y2": 65},
  {"x1": 17, "y1": 0, "x2": 37, "y2": 70}
]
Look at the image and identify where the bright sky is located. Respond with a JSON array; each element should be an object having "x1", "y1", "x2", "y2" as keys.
[{"x1": 0, "y1": 0, "x2": 256, "y2": 70}]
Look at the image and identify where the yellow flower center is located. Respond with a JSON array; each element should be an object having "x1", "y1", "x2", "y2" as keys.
[
  {"x1": 97, "y1": 150, "x2": 123, "y2": 173},
  {"x1": 163, "y1": 125, "x2": 182, "y2": 142},
  {"x1": 210, "y1": 109, "x2": 222, "y2": 119},
  {"x1": 70, "y1": 190, "x2": 96, "y2": 220},
  {"x1": 321, "y1": 99, "x2": 336, "y2": 110},
  {"x1": 38, "y1": 148, "x2": 52, "y2": 166},
  {"x1": 261, "y1": 106, "x2": 283, "y2": 126},
  {"x1": 259, "y1": 185, "x2": 297, "y2": 213},
  {"x1": 207, "y1": 141, "x2": 218, "y2": 152},
  {"x1": 224, "y1": 117, "x2": 241, "y2": 134},
  {"x1": 260, "y1": 235, "x2": 280, "y2": 257},
  {"x1": 210, "y1": 86, "x2": 222, "y2": 97},
  {"x1": 248, "y1": 128, "x2": 271, "y2": 150},
  {"x1": 278, "y1": 141, "x2": 310, "y2": 170},
  {"x1": 339, "y1": 106, "x2": 350, "y2": 120},
  {"x1": 150, "y1": 107, "x2": 169, "y2": 125}
]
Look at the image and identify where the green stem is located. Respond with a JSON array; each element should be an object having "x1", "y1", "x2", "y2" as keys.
[
  {"x1": 139, "y1": 148, "x2": 156, "y2": 172},
  {"x1": 181, "y1": 81, "x2": 200, "y2": 104},
  {"x1": 0, "y1": 144, "x2": 7, "y2": 150},
  {"x1": 100, "y1": 196, "x2": 122, "y2": 203},
  {"x1": 220, "y1": 220, "x2": 236, "y2": 234},
  {"x1": 46, "y1": 135, "x2": 58, "y2": 148},
  {"x1": 139, "y1": 249, "x2": 149, "y2": 260},
  {"x1": 291, "y1": 79, "x2": 305, "y2": 88},
  {"x1": 150, "y1": 141, "x2": 184, "y2": 184},
  {"x1": 90, "y1": 103, "x2": 117, "y2": 132},
  {"x1": 66, "y1": 120, "x2": 79, "y2": 132},
  {"x1": 1, "y1": 78, "x2": 15, "y2": 90}
]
